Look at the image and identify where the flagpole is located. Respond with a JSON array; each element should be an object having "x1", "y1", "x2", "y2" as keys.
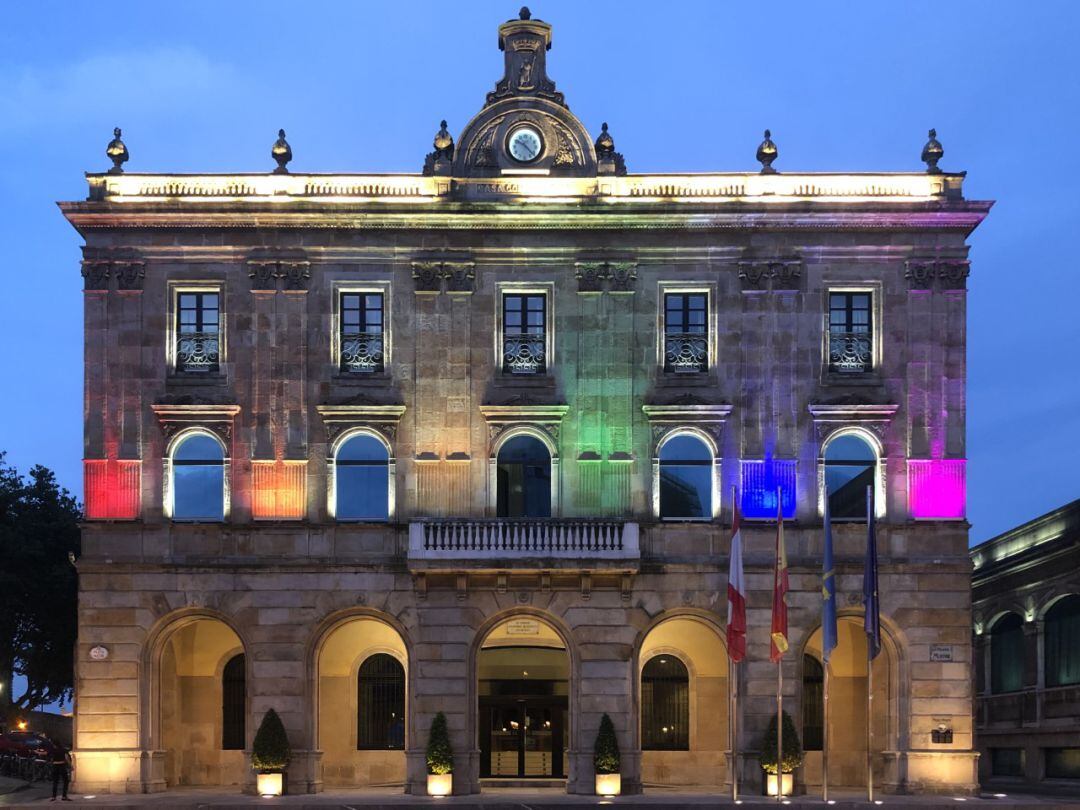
[
  {"x1": 776, "y1": 485, "x2": 784, "y2": 804},
  {"x1": 866, "y1": 486, "x2": 874, "y2": 805},
  {"x1": 823, "y1": 659, "x2": 830, "y2": 803},
  {"x1": 730, "y1": 485, "x2": 739, "y2": 803}
]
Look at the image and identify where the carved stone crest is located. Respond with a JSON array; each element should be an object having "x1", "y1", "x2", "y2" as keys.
[
  {"x1": 738, "y1": 259, "x2": 803, "y2": 292},
  {"x1": 246, "y1": 250, "x2": 311, "y2": 292},
  {"x1": 905, "y1": 258, "x2": 970, "y2": 291},
  {"x1": 81, "y1": 260, "x2": 110, "y2": 290},
  {"x1": 411, "y1": 260, "x2": 477, "y2": 295},
  {"x1": 574, "y1": 261, "x2": 638, "y2": 293}
]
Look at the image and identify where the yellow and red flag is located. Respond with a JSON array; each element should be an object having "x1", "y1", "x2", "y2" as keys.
[{"x1": 770, "y1": 494, "x2": 789, "y2": 663}]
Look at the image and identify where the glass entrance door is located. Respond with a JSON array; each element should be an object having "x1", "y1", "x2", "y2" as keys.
[{"x1": 480, "y1": 696, "x2": 566, "y2": 778}]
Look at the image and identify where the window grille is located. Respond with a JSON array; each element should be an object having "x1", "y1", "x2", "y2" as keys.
[
  {"x1": 502, "y1": 294, "x2": 546, "y2": 374},
  {"x1": 176, "y1": 292, "x2": 220, "y2": 373},
  {"x1": 828, "y1": 292, "x2": 872, "y2": 373},
  {"x1": 663, "y1": 293, "x2": 708, "y2": 373},
  {"x1": 802, "y1": 655, "x2": 824, "y2": 751},
  {"x1": 357, "y1": 653, "x2": 405, "y2": 750},
  {"x1": 222, "y1": 653, "x2": 245, "y2": 750},
  {"x1": 641, "y1": 655, "x2": 689, "y2": 750},
  {"x1": 340, "y1": 293, "x2": 385, "y2": 373}
]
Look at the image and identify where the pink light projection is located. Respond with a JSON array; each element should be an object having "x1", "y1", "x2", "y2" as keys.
[{"x1": 908, "y1": 459, "x2": 966, "y2": 520}]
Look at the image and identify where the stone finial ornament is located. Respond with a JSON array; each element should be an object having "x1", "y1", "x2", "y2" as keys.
[
  {"x1": 520, "y1": 6, "x2": 531, "y2": 19},
  {"x1": 756, "y1": 129, "x2": 778, "y2": 174},
  {"x1": 922, "y1": 128, "x2": 944, "y2": 174},
  {"x1": 595, "y1": 122, "x2": 615, "y2": 159},
  {"x1": 272, "y1": 129, "x2": 292, "y2": 174},
  {"x1": 433, "y1": 120, "x2": 454, "y2": 162},
  {"x1": 106, "y1": 127, "x2": 129, "y2": 174}
]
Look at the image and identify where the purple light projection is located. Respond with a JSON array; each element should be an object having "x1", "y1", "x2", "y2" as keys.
[{"x1": 908, "y1": 459, "x2": 966, "y2": 520}]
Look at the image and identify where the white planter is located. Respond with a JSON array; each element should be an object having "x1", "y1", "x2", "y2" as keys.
[
  {"x1": 427, "y1": 773, "x2": 452, "y2": 797},
  {"x1": 766, "y1": 772, "x2": 794, "y2": 797},
  {"x1": 256, "y1": 772, "x2": 283, "y2": 797},
  {"x1": 595, "y1": 773, "x2": 621, "y2": 796}
]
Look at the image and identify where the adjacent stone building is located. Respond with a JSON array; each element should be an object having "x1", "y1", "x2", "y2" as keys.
[
  {"x1": 60, "y1": 9, "x2": 990, "y2": 796},
  {"x1": 971, "y1": 500, "x2": 1080, "y2": 790}
]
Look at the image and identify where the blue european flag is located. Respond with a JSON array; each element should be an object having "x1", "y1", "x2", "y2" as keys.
[
  {"x1": 822, "y1": 494, "x2": 838, "y2": 664},
  {"x1": 863, "y1": 486, "x2": 881, "y2": 661}
]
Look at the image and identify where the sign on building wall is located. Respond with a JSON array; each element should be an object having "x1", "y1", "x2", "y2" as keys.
[
  {"x1": 930, "y1": 644, "x2": 954, "y2": 662},
  {"x1": 505, "y1": 619, "x2": 541, "y2": 636}
]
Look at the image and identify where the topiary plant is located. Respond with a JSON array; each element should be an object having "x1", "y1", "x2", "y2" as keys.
[
  {"x1": 426, "y1": 712, "x2": 454, "y2": 775},
  {"x1": 252, "y1": 708, "x2": 291, "y2": 772},
  {"x1": 758, "y1": 709, "x2": 803, "y2": 775},
  {"x1": 593, "y1": 713, "x2": 620, "y2": 775}
]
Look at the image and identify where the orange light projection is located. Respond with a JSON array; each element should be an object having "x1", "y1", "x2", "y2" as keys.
[
  {"x1": 83, "y1": 459, "x2": 141, "y2": 520},
  {"x1": 251, "y1": 460, "x2": 306, "y2": 520}
]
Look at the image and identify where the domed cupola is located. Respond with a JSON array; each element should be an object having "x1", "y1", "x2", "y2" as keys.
[{"x1": 451, "y1": 7, "x2": 598, "y2": 178}]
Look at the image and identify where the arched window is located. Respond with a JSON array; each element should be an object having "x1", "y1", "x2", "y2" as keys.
[
  {"x1": 990, "y1": 613, "x2": 1025, "y2": 694},
  {"x1": 824, "y1": 433, "x2": 876, "y2": 520},
  {"x1": 641, "y1": 655, "x2": 689, "y2": 750},
  {"x1": 496, "y1": 435, "x2": 551, "y2": 518},
  {"x1": 357, "y1": 653, "x2": 405, "y2": 750},
  {"x1": 222, "y1": 653, "x2": 245, "y2": 750},
  {"x1": 659, "y1": 434, "x2": 713, "y2": 520},
  {"x1": 172, "y1": 433, "x2": 225, "y2": 521},
  {"x1": 802, "y1": 655, "x2": 824, "y2": 751},
  {"x1": 335, "y1": 433, "x2": 390, "y2": 521},
  {"x1": 1045, "y1": 596, "x2": 1080, "y2": 687}
]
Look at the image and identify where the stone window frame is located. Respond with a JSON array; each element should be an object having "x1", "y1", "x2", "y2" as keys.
[
  {"x1": 817, "y1": 425, "x2": 887, "y2": 521},
  {"x1": 488, "y1": 424, "x2": 560, "y2": 518},
  {"x1": 652, "y1": 427, "x2": 721, "y2": 522},
  {"x1": 655, "y1": 281, "x2": 718, "y2": 378},
  {"x1": 331, "y1": 279, "x2": 393, "y2": 379},
  {"x1": 327, "y1": 426, "x2": 397, "y2": 523},
  {"x1": 494, "y1": 281, "x2": 555, "y2": 378},
  {"x1": 163, "y1": 426, "x2": 231, "y2": 521},
  {"x1": 167, "y1": 280, "x2": 227, "y2": 377},
  {"x1": 639, "y1": 648, "x2": 693, "y2": 752},
  {"x1": 822, "y1": 282, "x2": 883, "y2": 378}
]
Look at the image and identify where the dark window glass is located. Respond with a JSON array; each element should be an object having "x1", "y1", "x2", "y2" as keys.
[
  {"x1": 1046, "y1": 748, "x2": 1080, "y2": 779},
  {"x1": 496, "y1": 435, "x2": 551, "y2": 518},
  {"x1": 990, "y1": 748, "x2": 1025, "y2": 778},
  {"x1": 172, "y1": 434, "x2": 225, "y2": 521},
  {"x1": 802, "y1": 655, "x2": 824, "y2": 751},
  {"x1": 659, "y1": 434, "x2": 712, "y2": 520},
  {"x1": 828, "y1": 292, "x2": 873, "y2": 373},
  {"x1": 335, "y1": 434, "x2": 390, "y2": 521},
  {"x1": 990, "y1": 613, "x2": 1025, "y2": 694},
  {"x1": 641, "y1": 655, "x2": 689, "y2": 750},
  {"x1": 340, "y1": 292, "x2": 385, "y2": 373},
  {"x1": 502, "y1": 294, "x2": 546, "y2": 375},
  {"x1": 824, "y1": 434, "x2": 876, "y2": 520},
  {"x1": 176, "y1": 292, "x2": 220, "y2": 373},
  {"x1": 222, "y1": 653, "x2": 245, "y2": 750},
  {"x1": 664, "y1": 293, "x2": 708, "y2": 373},
  {"x1": 357, "y1": 653, "x2": 405, "y2": 750},
  {"x1": 1045, "y1": 596, "x2": 1080, "y2": 687}
]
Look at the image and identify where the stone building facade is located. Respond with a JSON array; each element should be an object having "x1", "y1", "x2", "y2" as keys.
[
  {"x1": 61, "y1": 9, "x2": 990, "y2": 797},
  {"x1": 971, "y1": 500, "x2": 1080, "y2": 790}
]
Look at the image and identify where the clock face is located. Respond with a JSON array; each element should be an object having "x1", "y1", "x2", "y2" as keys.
[{"x1": 508, "y1": 127, "x2": 543, "y2": 163}]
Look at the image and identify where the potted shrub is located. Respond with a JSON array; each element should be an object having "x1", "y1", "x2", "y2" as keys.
[
  {"x1": 593, "y1": 713, "x2": 621, "y2": 796},
  {"x1": 426, "y1": 712, "x2": 453, "y2": 796},
  {"x1": 252, "y1": 708, "x2": 290, "y2": 797},
  {"x1": 759, "y1": 709, "x2": 803, "y2": 797}
]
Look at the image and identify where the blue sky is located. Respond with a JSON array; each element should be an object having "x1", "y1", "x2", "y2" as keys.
[{"x1": 0, "y1": 0, "x2": 1077, "y2": 544}]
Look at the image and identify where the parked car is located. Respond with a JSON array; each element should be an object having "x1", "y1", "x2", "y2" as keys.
[{"x1": 0, "y1": 730, "x2": 62, "y2": 781}]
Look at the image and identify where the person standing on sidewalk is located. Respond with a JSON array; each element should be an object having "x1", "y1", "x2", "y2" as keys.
[{"x1": 50, "y1": 745, "x2": 72, "y2": 802}]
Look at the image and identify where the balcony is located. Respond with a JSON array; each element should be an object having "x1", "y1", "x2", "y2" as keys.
[
  {"x1": 340, "y1": 329, "x2": 385, "y2": 373},
  {"x1": 502, "y1": 330, "x2": 546, "y2": 375},
  {"x1": 976, "y1": 684, "x2": 1080, "y2": 729},
  {"x1": 828, "y1": 330, "x2": 872, "y2": 374},
  {"x1": 408, "y1": 519, "x2": 639, "y2": 571},
  {"x1": 176, "y1": 331, "x2": 220, "y2": 373},
  {"x1": 663, "y1": 331, "x2": 708, "y2": 373}
]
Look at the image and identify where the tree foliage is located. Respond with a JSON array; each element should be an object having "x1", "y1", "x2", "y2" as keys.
[
  {"x1": 593, "y1": 713, "x2": 620, "y2": 774},
  {"x1": 759, "y1": 709, "x2": 804, "y2": 774},
  {"x1": 0, "y1": 454, "x2": 80, "y2": 719},
  {"x1": 252, "y1": 708, "x2": 291, "y2": 771},
  {"x1": 426, "y1": 711, "x2": 453, "y2": 775}
]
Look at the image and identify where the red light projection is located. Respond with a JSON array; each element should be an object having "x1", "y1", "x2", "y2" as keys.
[
  {"x1": 251, "y1": 460, "x2": 306, "y2": 520},
  {"x1": 84, "y1": 459, "x2": 141, "y2": 520}
]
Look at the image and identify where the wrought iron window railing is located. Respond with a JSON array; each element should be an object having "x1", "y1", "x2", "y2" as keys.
[
  {"x1": 176, "y1": 331, "x2": 220, "y2": 373},
  {"x1": 503, "y1": 329, "x2": 546, "y2": 375},
  {"x1": 663, "y1": 331, "x2": 708, "y2": 373},
  {"x1": 340, "y1": 329, "x2": 385, "y2": 373},
  {"x1": 828, "y1": 331, "x2": 872, "y2": 373}
]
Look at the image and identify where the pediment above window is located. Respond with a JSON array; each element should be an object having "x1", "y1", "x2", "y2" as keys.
[
  {"x1": 642, "y1": 401, "x2": 732, "y2": 452},
  {"x1": 479, "y1": 401, "x2": 568, "y2": 451},
  {"x1": 151, "y1": 402, "x2": 240, "y2": 444},
  {"x1": 807, "y1": 401, "x2": 898, "y2": 443},
  {"x1": 316, "y1": 403, "x2": 406, "y2": 445}
]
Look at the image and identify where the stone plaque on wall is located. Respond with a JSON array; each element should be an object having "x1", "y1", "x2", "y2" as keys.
[
  {"x1": 505, "y1": 619, "x2": 540, "y2": 636},
  {"x1": 930, "y1": 644, "x2": 954, "y2": 662}
]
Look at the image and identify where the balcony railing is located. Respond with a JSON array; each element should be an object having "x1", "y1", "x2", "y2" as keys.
[
  {"x1": 502, "y1": 330, "x2": 546, "y2": 375},
  {"x1": 176, "y1": 331, "x2": 219, "y2": 373},
  {"x1": 977, "y1": 684, "x2": 1080, "y2": 729},
  {"x1": 408, "y1": 519, "x2": 639, "y2": 565},
  {"x1": 828, "y1": 330, "x2": 872, "y2": 373},
  {"x1": 340, "y1": 330, "x2": 385, "y2": 373},
  {"x1": 663, "y1": 331, "x2": 708, "y2": 373}
]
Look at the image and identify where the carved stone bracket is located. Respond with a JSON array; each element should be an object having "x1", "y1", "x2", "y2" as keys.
[
  {"x1": 411, "y1": 260, "x2": 477, "y2": 295},
  {"x1": 905, "y1": 259, "x2": 970, "y2": 291},
  {"x1": 642, "y1": 400, "x2": 733, "y2": 454},
  {"x1": 247, "y1": 249, "x2": 311, "y2": 292},
  {"x1": 81, "y1": 249, "x2": 146, "y2": 291},
  {"x1": 738, "y1": 258, "x2": 803, "y2": 292},
  {"x1": 574, "y1": 261, "x2": 638, "y2": 293},
  {"x1": 151, "y1": 403, "x2": 241, "y2": 447},
  {"x1": 316, "y1": 403, "x2": 407, "y2": 447}
]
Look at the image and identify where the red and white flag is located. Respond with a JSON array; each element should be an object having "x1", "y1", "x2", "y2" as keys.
[
  {"x1": 726, "y1": 496, "x2": 747, "y2": 663},
  {"x1": 770, "y1": 495, "x2": 790, "y2": 663}
]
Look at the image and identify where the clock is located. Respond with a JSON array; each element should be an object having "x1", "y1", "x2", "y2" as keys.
[{"x1": 507, "y1": 126, "x2": 543, "y2": 163}]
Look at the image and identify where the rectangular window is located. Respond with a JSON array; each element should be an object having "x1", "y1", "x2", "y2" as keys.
[
  {"x1": 502, "y1": 293, "x2": 546, "y2": 375},
  {"x1": 828, "y1": 291, "x2": 873, "y2": 373},
  {"x1": 1046, "y1": 748, "x2": 1080, "y2": 779},
  {"x1": 990, "y1": 748, "x2": 1025, "y2": 778},
  {"x1": 340, "y1": 292, "x2": 385, "y2": 373},
  {"x1": 176, "y1": 291, "x2": 220, "y2": 373},
  {"x1": 663, "y1": 293, "x2": 708, "y2": 373}
]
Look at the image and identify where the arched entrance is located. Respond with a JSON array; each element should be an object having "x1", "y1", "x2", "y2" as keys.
[
  {"x1": 637, "y1": 614, "x2": 728, "y2": 788},
  {"x1": 477, "y1": 616, "x2": 569, "y2": 781},
  {"x1": 802, "y1": 616, "x2": 899, "y2": 790},
  {"x1": 156, "y1": 616, "x2": 246, "y2": 787},
  {"x1": 315, "y1": 616, "x2": 409, "y2": 788}
]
